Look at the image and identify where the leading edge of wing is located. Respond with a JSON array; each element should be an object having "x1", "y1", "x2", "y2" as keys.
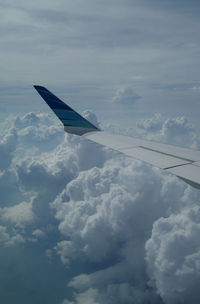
[{"x1": 33, "y1": 85, "x2": 100, "y2": 135}]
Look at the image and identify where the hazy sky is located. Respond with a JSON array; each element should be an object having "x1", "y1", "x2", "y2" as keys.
[
  {"x1": 1, "y1": 1, "x2": 200, "y2": 304},
  {"x1": 1, "y1": 0, "x2": 200, "y2": 125}
]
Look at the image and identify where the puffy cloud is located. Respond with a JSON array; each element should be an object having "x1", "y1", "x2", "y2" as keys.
[
  {"x1": 0, "y1": 225, "x2": 25, "y2": 246},
  {"x1": 1, "y1": 111, "x2": 200, "y2": 304},
  {"x1": 53, "y1": 157, "x2": 192, "y2": 303},
  {"x1": 161, "y1": 117, "x2": 196, "y2": 147},
  {"x1": 68, "y1": 269, "x2": 162, "y2": 304},
  {"x1": 55, "y1": 240, "x2": 76, "y2": 265},
  {"x1": 137, "y1": 114, "x2": 199, "y2": 148},
  {"x1": 0, "y1": 128, "x2": 18, "y2": 170},
  {"x1": 63, "y1": 288, "x2": 99, "y2": 304},
  {"x1": 14, "y1": 112, "x2": 41, "y2": 128},
  {"x1": 82, "y1": 110, "x2": 100, "y2": 129},
  {"x1": 137, "y1": 113, "x2": 163, "y2": 133},
  {"x1": 1, "y1": 201, "x2": 35, "y2": 226},
  {"x1": 0, "y1": 168, "x2": 25, "y2": 207},
  {"x1": 112, "y1": 87, "x2": 141, "y2": 105},
  {"x1": 32, "y1": 229, "x2": 46, "y2": 239},
  {"x1": 145, "y1": 204, "x2": 200, "y2": 304},
  {"x1": 14, "y1": 112, "x2": 64, "y2": 151}
]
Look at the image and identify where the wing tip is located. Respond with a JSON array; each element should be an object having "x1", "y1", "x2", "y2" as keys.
[
  {"x1": 33, "y1": 85, "x2": 48, "y2": 91},
  {"x1": 33, "y1": 85, "x2": 101, "y2": 135}
]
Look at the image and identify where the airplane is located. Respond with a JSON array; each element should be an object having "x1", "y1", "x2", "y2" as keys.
[{"x1": 34, "y1": 85, "x2": 200, "y2": 189}]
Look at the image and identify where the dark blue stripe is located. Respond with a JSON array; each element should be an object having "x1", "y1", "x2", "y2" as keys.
[{"x1": 34, "y1": 86, "x2": 72, "y2": 110}]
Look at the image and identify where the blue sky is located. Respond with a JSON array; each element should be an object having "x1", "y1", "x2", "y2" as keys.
[{"x1": 1, "y1": 1, "x2": 200, "y2": 304}]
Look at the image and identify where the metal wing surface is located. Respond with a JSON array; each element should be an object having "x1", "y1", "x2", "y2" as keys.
[{"x1": 84, "y1": 131, "x2": 200, "y2": 188}]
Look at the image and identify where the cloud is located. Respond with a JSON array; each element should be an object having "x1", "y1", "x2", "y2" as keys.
[
  {"x1": 63, "y1": 288, "x2": 99, "y2": 304},
  {"x1": 0, "y1": 128, "x2": 18, "y2": 170},
  {"x1": 0, "y1": 225, "x2": 25, "y2": 246},
  {"x1": 14, "y1": 112, "x2": 41, "y2": 128},
  {"x1": 145, "y1": 203, "x2": 200, "y2": 304},
  {"x1": 137, "y1": 113, "x2": 163, "y2": 132},
  {"x1": 1, "y1": 201, "x2": 35, "y2": 226},
  {"x1": 1, "y1": 111, "x2": 200, "y2": 304},
  {"x1": 137, "y1": 114, "x2": 200, "y2": 148},
  {"x1": 112, "y1": 87, "x2": 141, "y2": 105},
  {"x1": 191, "y1": 86, "x2": 200, "y2": 90},
  {"x1": 82, "y1": 110, "x2": 100, "y2": 128},
  {"x1": 14, "y1": 112, "x2": 64, "y2": 151},
  {"x1": 53, "y1": 156, "x2": 192, "y2": 303},
  {"x1": 0, "y1": 0, "x2": 200, "y2": 125}
]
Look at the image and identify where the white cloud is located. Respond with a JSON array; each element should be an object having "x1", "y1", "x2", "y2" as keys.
[
  {"x1": 137, "y1": 114, "x2": 200, "y2": 148},
  {"x1": 145, "y1": 204, "x2": 200, "y2": 304},
  {"x1": 0, "y1": 128, "x2": 18, "y2": 170},
  {"x1": 14, "y1": 112, "x2": 41, "y2": 128},
  {"x1": 53, "y1": 156, "x2": 192, "y2": 303},
  {"x1": 14, "y1": 112, "x2": 64, "y2": 151},
  {"x1": 0, "y1": 225, "x2": 25, "y2": 246},
  {"x1": 32, "y1": 229, "x2": 45, "y2": 238},
  {"x1": 0, "y1": 112, "x2": 200, "y2": 303},
  {"x1": 137, "y1": 113, "x2": 163, "y2": 132},
  {"x1": 112, "y1": 87, "x2": 140, "y2": 105},
  {"x1": 54, "y1": 240, "x2": 75, "y2": 265},
  {"x1": 1, "y1": 201, "x2": 35, "y2": 226},
  {"x1": 71, "y1": 288, "x2": 99, "y2": 304},
  {"x1": 82, "y1": 110, "x2": 100, "y2": 128}
]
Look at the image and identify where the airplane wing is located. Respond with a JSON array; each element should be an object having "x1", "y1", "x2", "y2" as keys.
[{"x1": 34, "y1": 85, "x2": 200, "y2": 189}]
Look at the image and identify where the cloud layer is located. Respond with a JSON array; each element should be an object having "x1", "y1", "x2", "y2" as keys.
[{"x1": 1, "y1": 111, "x2": 200, "y2": 303}]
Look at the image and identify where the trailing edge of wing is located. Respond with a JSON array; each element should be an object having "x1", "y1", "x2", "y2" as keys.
[
  {"x1": 34, "y1": 85, "x2": 200, "y2": 189},
  {"x1": 33, "y1": 85, "x2": 100, "y2": 135}
]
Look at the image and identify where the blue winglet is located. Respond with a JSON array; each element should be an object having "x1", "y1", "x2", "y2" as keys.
[{"x1": 34, "y1": 86, "x2": 100, "y2": 135}]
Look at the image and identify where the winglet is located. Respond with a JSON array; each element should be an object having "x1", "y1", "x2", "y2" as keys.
[{"x1": 33, "y1": 85, "x2": 100, "y2": 135}]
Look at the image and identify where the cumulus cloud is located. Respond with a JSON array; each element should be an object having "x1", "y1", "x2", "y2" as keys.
[
  {"x1": 137, "y1": 113, "x2": 163, "y2": 133},
  {"x1": 14, "y1": 112, "x2": 64, "y2": 151},
  {"x1": 53, "y1": 157, "x2": 195, "y2": 304},
  {"x1": 1, "y1": 201, "x2": 35, "y2": 226},
  {"x1": 1, "y1": 111, "x2": 200, "y2": 304},
  {"x1": 0, "y1": 128, "x2": 18, "y2": 170},
  {"x1": 0, "y1": 225, "x2": 25, "y2": 246},
  {"x1": 146, "y1": 204, "x2": 200, "y2": 304},
  {"x1": 137, "y1": 114, "x2": 200, "y2": 148},
  {"x1": 112, "y1": 87, "x2": 141, "y2": 105},
  {"x1": 82, "y1": 110, "x2": 100, "y2": 128},
  {"x1": 14, "y1": 112, "x2": 41, "y2": 128}
]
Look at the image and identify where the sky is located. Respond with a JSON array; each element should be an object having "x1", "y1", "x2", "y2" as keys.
[
  {"x1": 1, "y1": 0, "x2": 200, "y2": 124},
  {"x1": 1, "y1": 1, "x2": 200, "y2": 303}
]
